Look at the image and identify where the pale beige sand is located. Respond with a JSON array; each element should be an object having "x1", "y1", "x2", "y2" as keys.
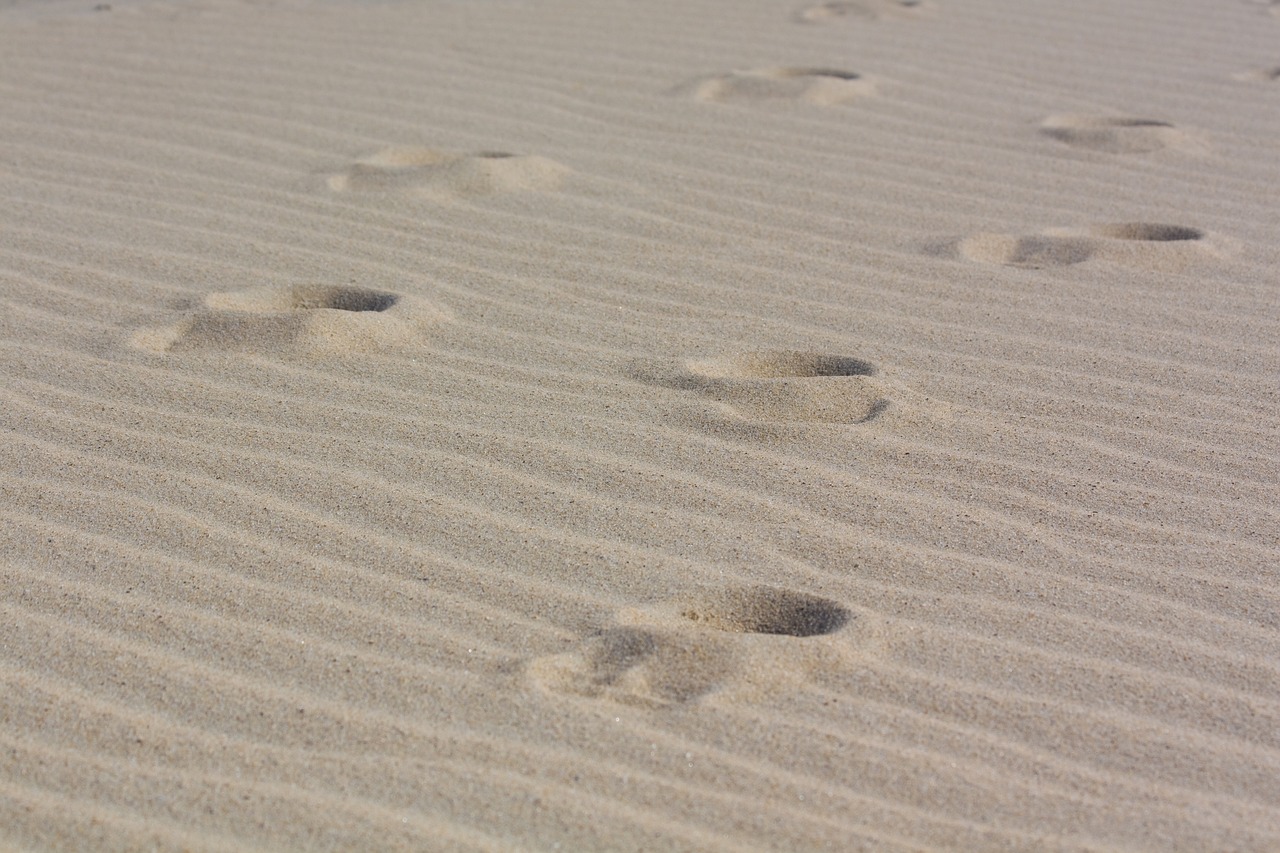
[{"x1": 1, "y1": 0, "x2": 1278, "y2": 849}]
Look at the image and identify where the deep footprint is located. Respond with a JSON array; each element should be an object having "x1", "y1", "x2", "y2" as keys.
[
  {"x1": 678, "y1": 67, "x2": 875, "y2": 105},
  {"x1": 132, "y1": 284, "x2": 448, "y2": 357},
  {"x1": 328, "y1": 147, "x2": 568, "y2": 198}
]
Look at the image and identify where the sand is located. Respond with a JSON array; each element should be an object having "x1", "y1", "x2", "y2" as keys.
[{"x1": 0, "y1": 0, "x2": 1277, "y2": 849}]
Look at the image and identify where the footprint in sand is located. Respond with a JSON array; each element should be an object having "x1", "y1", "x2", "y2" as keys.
[
  {"x1": 676, "y1": 68, "x2": 876, "y2": 106},
  {"x1": 526, "y1": 586, "x2": 852, "y2": 709},
  {"x1": 633, "y1": 351, "x2": 891, "y2": 424},
  {"x1": 794, "y1": 0, "x2": 931, "y2": 22},
  {"x1": 1039, "y1": 114, "x2": 1205, "y2": 155},
  {"x1": 327, "y1": 147, "x2": 569, "y2": 199},
  {"x1": 131, "y1": 284, "x2": 449, "y2": 357},
  {"x1": 1234, "y1": 66, "x2": 1280, "y2": 82},
  {"x1": 949, "y1": 223, "x2": 1229, "y2": 271}
]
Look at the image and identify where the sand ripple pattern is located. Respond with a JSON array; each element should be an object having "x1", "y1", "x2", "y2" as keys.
[{"x1": 0, "y1": 0, "x2": 1278, "y2": 850}]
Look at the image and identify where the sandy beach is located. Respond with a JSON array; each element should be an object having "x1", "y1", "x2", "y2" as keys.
[{"x1": 1, "y1": 0, "x2": 1278, "y2": 849}]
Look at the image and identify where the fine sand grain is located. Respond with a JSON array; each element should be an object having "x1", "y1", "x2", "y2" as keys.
[{"x1": 1, "y1": 0, "x2": 1278, "y2": 849}]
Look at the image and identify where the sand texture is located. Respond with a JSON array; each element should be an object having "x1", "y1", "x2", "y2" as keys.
[{"x1": 1, "y1": 0, "x2": 1278, "y2": 849}]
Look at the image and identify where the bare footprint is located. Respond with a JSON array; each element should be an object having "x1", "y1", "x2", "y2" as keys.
[
  {"x1": 327, "y1": 147, "x2": 569, "y2": 199},
  {"x1": 676, "y1": 68, "x2": 876, "y2": 106},
  {"x1": 131, "y1": 284, "x2": 449, "y2": 357},
  {"x1": 1039, "y1": 114, "x2": 1204, "y2": 154},
  {"x1": 526, "y1": 586, "x2": 853, "y2": 709},
  {"x1": 633, "y1": 351, "x2": 891, "y2": 424},
  {"x1": 794, "y1": 0, "x2": 930, "y2": 22},
  {"x1": 950, "y1": 223, "x2": 1228, "y2": 271}
]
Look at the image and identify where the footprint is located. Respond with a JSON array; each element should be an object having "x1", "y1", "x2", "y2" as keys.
[
  {"x1": 950, "y1": 223, "x2": 1226, "y2": 271},
  {"x1": 676, "y1": 68, "x2": 876, "y2": 106},
  {"x1": 327, "y1": 147, "x2": 569, "y2": 199},
  {"x1": 526, "y1": 627, "x2": 737, "y2": 709},
  {"x1": 795, "y1": 1, "x2": 930, "y2": 22},
  {"x1": 131, "y1": 284, "x2": 449, "y2": 357},
  {"x1": 1242, "y1": 0, "x2": 1280, "y2": 16},
  {"x1": 952, "y1": 233, "x2": 1099, "y2": 268},
  {"x1": 1234, "y1": 66, "x2": 1280, "y2": 82},
  {"x1": 526, "y1": 587, "x2": 852, "y2": 709},
  {"x1": 1039, "y1": 114, "x2": 1202, "y2": 154},
  {"x1": 633, "y1": 351, "x2": 891, "y2": 424}
]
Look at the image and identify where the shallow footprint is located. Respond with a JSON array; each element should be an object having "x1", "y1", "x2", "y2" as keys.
[
  {"x1": 951, "y1": 223, "x2": 1227, "y2": 271},
  {"x1": 327, "y1": 147, "x2": 569, "y2": 199},
  {"x1": 527, "y1": 586, "x2": 853, "y2": 709},
  {"x1": 526, "y1": 627, "x2": 736, "y2": 709},
  {"x1": 953, "y1": 233, "x2": 1099, "y2": 268},
  {"x1": 1233, "y1": 66, "x2": 1280, "y2": 82},
  {"x1": 795, "y1": 0, "x2": 930, "y2": 22},
  {"x1": 633, "y1": 351, "x2": 891, "y2": 424},
  {"x1": 132, "y1": 284, "x2": 449, "y2": 357},
  {"x1": 1039, "y1": 114, "x2": 1204, "y2": 154},
  {"x1": 676, "y1": 68, "x2": 876, "y2": 106}
]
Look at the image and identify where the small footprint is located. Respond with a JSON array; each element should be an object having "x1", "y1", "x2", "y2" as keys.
[
  {"x1": 526, "y1": 587, "x2": 852, "y2": 709},
  {"x1": 676, "y1": 68, "x2": 876, "y2": 106},
  {"x1": 633, "y1": 351, "x2": 891, "y2": 424},
  {"x1": 949, "y1": 223, "x2": 1224, "y2": 270},
  {"x1": 327, "y1": 147, "x2": 569, "y2": 199},
  {"x1": 1039, "y1": 114, "x2": 1203, "y2": 154},
  {"x1": 794, "y1": 0, "x2": 930, "y2": 22},
  {"x1": 131, "y1": 284, "x2": 449, "y2": 357}
]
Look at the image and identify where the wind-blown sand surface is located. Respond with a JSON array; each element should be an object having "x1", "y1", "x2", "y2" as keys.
[{"x1": 1, "y1": 0, "x2": 1278, "y2": 849}]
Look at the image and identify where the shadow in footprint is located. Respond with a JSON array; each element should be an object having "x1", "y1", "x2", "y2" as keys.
[
  {"x1": 1086, "y1": 223, "x2": 1204, "y2": 242},
  {"x1": 679, "y1": 586, "x2": 851, "y2": 637},
  {"x1": 1039, "y1": 114, "x2": 1203, "y2": 154},
  {"x1": 328, "y1": 147, "x2": 569, "y2": 199},
  {"x1": 677, "y1": 67, "x2": 876, "y2": 105},
  {"x1": 795, "y1": 0, "x2": 929, "y2": 22},
  {"x1": 132, "y1": 284, "x2": 449, "y2": 357},
  {"x1": 633, "y1": 351, "x2": 890, "y2": 424},
  {"x1": 526, "y1": 586, "x2": 852, "y2": 708}
]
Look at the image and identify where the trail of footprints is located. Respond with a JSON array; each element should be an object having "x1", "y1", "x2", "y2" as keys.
[
  {"x1": 120, "y1": 2, "x2": 1258, "y2": 716},
  {"x1": 526, "y1": 587, "x2": 856, "y2": 709}
]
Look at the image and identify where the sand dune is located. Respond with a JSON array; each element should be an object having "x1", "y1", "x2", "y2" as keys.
[{"x1": 1, "y1": 0, "x2": 1277, "y2": 849}]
